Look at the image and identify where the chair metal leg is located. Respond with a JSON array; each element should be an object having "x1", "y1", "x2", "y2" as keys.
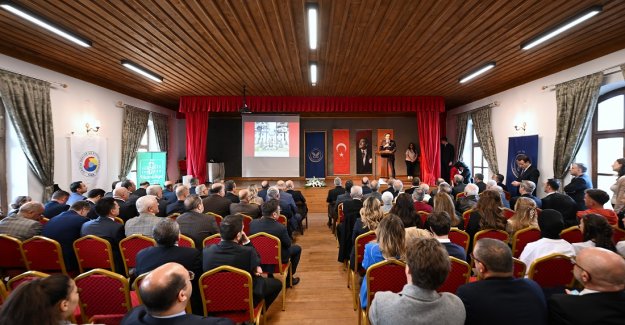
[
  {"x1": 351, "y1": 271, "x2": 358, "y2": 311},
  {"x1": 347, "y1": 261, "x2": 351, "y2": 288}
]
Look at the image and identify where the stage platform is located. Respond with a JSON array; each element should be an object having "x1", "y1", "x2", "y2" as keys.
[{"x1": 228, "y1": 176, "x2": 416, "y2": 213}]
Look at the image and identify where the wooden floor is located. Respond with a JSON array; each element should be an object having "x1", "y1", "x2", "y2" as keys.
[{"x1": 263, "y1": 212, "x2": 359, "y2": 324}]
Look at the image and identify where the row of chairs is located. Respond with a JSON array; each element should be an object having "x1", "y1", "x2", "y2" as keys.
[{"x1": 169, "y1": 212, "x2": 288, "y2": 235}]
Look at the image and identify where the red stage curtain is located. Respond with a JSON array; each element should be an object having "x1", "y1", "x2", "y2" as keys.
[
  {"x1": 185, "y1": 111, "x2": 209, "y2": 182},
  {"x1": 179, "y1": 96, "x2": 444, "y2": 113},
  {"x1": 417, "y1": 110, "x2": 441, "y2": 185}
]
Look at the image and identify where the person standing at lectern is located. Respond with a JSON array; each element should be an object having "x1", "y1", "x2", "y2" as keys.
[{"x1": 380, "y1": 133, "x2": 397, "y2": 179}]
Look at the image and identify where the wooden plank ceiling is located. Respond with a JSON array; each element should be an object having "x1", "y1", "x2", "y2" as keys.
[{"x1": 0, "y1": 0, "x2": 624, "y2": 110}]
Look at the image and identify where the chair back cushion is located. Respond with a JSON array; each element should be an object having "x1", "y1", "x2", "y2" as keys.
[
  {"x1": 502, "y1": 208, "x2": 515, "y2": 219},
  {"x1": 512, "y1": 258, "x2": 527, "y2": 278},
  {"x1": 613, "y1": 227, "x2": 625, "y2": 244},
  {"x1": 366, "y1": 260, "x2": 407, "y2": 303},
  {"x1": 560, "y1": 226, "x2": 583, "y2": 244},
  {"x1": 0, "y1": 235, "x2": 26, "y2": 270},
  {"x1": 242, "y1": 215, "x2": 253, "y2": 235},
  {"x1": 75, "y1": 270, "x2": 130, "y2": 323},
  {"x1": 7, "y1": 271, "x2": 50, "y2": 291},
  {"x1": 178, "y1": 234, "x2": 195, "y2": 248},
  {"x1": 278, "y1": 215, "x2": 288, "y2": 226},
  {"x1": 437, "y1": 257, "x2": 470, "y2": 293},
  {"x1": 203, "y1": 234, "x2": 222, "y2": 248},
  {"x1": 528, "y1": 254, "x2": 574, "y2": 288},
  {"x1": 120, "y1": 235, "x2": 156, "y2": 273},
  {"x1": 199, "y1": 266, "x2": 255, "y2": 323},
  {"x1": 249, "y1": 233, "x2": 280, "y2": 266},
  {"x1": 74, "y1": 236, "x2": 114, "y2": 272},
  {"x1": 23, "y1": 236, "x2": 66, "y2": 274},
  {"x1": 473, "y1": 229, "x2": 509, "y2": 248},
  {"x1": 511, "y1": 227, "x2": 541, "y2": 258},
  {"x1": 448, "y1": 229, "x2": 470, "y2": 252},
  {"x1": 354, "y1": 231, "x2": 376, "y2": 272}
]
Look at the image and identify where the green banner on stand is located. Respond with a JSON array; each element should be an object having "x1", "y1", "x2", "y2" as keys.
[{"x1": 136, "y1": 152, "x2": 167, "y2": 185}]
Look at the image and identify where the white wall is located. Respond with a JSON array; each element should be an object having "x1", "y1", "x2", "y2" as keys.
[
  {"x1": 447, "y1": 48, "x2": 625, "y2": 197},
  {"x1": 1, "y1": 53, "x2": 185, "y2": 201}
]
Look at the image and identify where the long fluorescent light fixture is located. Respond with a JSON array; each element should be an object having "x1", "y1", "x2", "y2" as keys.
[
  {"x1": 0, "y1": 0, "x2": 92, "y2": 47},
  {"x1": 121, "y1": 60, "x2": 163, "y2": 83},
  {"x1": 521, "y1": 5, "x2": 602, "y2": 50},
  {"x1": 459, "y1": 62, "x2": 496, "y2": 84},
  {"x1": 307, "y1": 4, "x2": 318, "y2": 50},
  {"x1": 310, "y1": 62, "x2": 318, "y2": 86}
]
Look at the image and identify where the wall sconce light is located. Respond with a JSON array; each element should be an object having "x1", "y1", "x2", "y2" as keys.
[
  {"x1": 514, "y1": 122, "x2": 527, "y2": 132},
  {"x1": 85, "y1": 120, "x2": 101, "y2": 134}
]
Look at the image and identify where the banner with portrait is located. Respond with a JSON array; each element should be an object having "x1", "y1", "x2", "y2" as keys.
[
  {"x1": 506, "y1": 135, "x2": 539, "y2": 196},
  {"x1": 355, "y1": 129, "x2": 373, "y2": 174},
  {"x1": 70, "y1": 136, "x2": 108, "y2": 190},
  {"x1": 305, "y1": 131, "x2": 326, "y2": 178},
  {"x1": 333, "y1": 129, "x2": 350, "y2": 175}
]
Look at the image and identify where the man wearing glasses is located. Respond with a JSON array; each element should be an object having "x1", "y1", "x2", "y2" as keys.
[{"x1": 548, "y1": 247, "x2": 625, "y2": 324}]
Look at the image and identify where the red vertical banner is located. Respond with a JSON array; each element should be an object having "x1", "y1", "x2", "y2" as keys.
[{"x1": 333, "y1": 129, "x2": 350, "y2": 175}]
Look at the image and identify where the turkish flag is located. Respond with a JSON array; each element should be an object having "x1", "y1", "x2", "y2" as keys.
[{"x1": 333, "y1": 129, "x2": 350, "y2": 175}]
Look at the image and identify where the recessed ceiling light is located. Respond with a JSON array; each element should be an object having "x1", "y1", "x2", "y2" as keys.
[
  {"x1": 307, "y1": 4, "x2": 318, "y2": 50},
  {"x1": 121, "y1": 60, "x2": 163, "y2": 83},
  {"x1": 310, "y1": 62, "x2": 318, "y2": 86},
  {"x1": 459, "y1": 62, "x2": 496, "y2": 83}
]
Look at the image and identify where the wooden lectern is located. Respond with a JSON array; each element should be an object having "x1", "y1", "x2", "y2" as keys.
[{"x1": 376, "y1": 150, "x2": 394, "y2": 179}]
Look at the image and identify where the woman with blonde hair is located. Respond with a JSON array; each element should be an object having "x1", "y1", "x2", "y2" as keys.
[
  {"x1": 350, "y1": 197, "x2": 385, "y2": 267},
  {"x1": 247, "y1": 184, "x2": 264, "y2": 205},
  {"x1": 506, "y1": 197, "x2": 538, "y2": 235},
  {"x1": 433, "y1": 192, "x2": 461, "y2": 227},
  {"x1": 359, "y1": 214, "x2": 406, "y2": 309}
]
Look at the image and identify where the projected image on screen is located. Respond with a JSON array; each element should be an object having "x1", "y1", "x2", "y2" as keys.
[{"x1": 254, "y1": 122, "x2": 289, "y2": 157}]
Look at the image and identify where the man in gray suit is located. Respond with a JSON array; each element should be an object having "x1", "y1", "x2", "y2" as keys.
[
  {"x1": 363, "y1": 180, "x2": 382, "y2": 202},
  {"x1": 0, "y1": 202, "x2": 44, "y2": 240},
  {"x1": 368, "y1": 237, "x2": 465, "y2": 325}
]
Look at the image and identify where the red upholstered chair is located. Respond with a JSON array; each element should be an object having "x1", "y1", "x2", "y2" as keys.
[
  {"x1": 73, "y1": 235, "x2": 115, "y2": 273},
  {"x1": 438, "y1": 257, "x2": 470, "y2": 294},
  {"x1": 448, "y1": 228, "x2": 470, "y2": 252},
  {"x1": 7, "y1": 270, "x2": 49, "y2": 291},
  {"x1": 113, "y1": 217, "x2": 124, "y2": 225},
  {"x1": 462, "y1": 209, "x2": 474, "y2": 229},
  {"x1": 512, "y1": 258, "x2": 527, "y2": 278},
  {"x1": 613, "y1": 227, "x2": 625, "y2": 244},
  {"x1": 249, "y1": 232, "x2": 291, "y2": 311},
  {"x1": 504, "y1": 191, "x2": 512, "y2": 201},
  {"x1": 337, "y1": 202, "x2": 345, "y2": 231},
  {"x1": 206, "y1": 212, "x2": 223, "y2": 227},
  {"x1": 75, "y1": 268, "x2": 131, "y2": 324},
  {"x1": 40, "y1": 217, "x2": 50, "y2": 226},
  {"x1": 242, "y1": 214, "x2": 254, "y2": 235},
  {"x1": 511, "y1": 227, "x2": 541, "y2": 258},
  {"x1": 203, "y1": 233, "x2": 222, "y2": 248},
  {"x1": 130, "y1": 272, "x2": 191, "y2": 312},
  {"x1": 350, "y1": 231, "x2": 376, "y2": 310},
  {"x1": 167, "y1": 213, "x2": 181, "y2": 221},
  {"x1": 0, "y1": 234, "x2": 27, "y2": 277},
  {"x1": 527, "y1": 253, "x2": 575, "y2": 289},
  {"x1": 278, "y1": 214, "x2": 288, "y2": 226},
  {"x1": 296, "y1": 201, "x2": 308, "y2": 231},
  {"x1": 200, "y1": 265, "x2": 265, "y2": 324},
  {"x1": 89, "y1": 315, "x2": 124, "y2": 325},
  {"x1": 501, "y1": 208, "x2": 515, "y2": 219},
  {"x1": 560, "y1": 226, "x2": 583, "y2": 244},
  {"x1": 473, "y1": 229, "x2": 509, "y2": 249},
  {"x1": 119, "y1": 235, "x2": 156, "y2": 276},
  {"x1": 0, "y1": 281, "x2": 7, "y2": 306},
  {"x1": 359, "y1": 259, "x2": 407, "y2": 325},
  {"x1": 417, "y1": 211, "x2": 430, "y2": 228},
  {"x1": 22, "y1": 236, "x2": 67, "y2": 275},
  {"x1": 455, "y1": 192, "x2": 466, "y2": 200},
  {"x1": 178, "y1": 234, "x2": 195, "y2": 248}
]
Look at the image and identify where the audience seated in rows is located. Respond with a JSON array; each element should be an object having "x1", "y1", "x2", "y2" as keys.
[
  {"x1": 178, "y1": 195, "x2": 219, "y2": 249},
  {"x1": 336, "y1": 180, "x2": 354, "y2": 209},
  {"x1": 572, "y1": 213, "x2": 616, "y2": 254},
  {"x1": 412, "y1": 187, "x2": 432, "y2": 213},
  {"x1": 43, "y1": 190, "x2": 70, "y2": 219},
  {"x1": 125, "y1": 195, "x2": 162, "y2": 237},
  {"x1": 364, "y1": 180, "x2": 382, "y2": 202},
  {"x1": 122, "y1": 262, "x2": 233, "y2": 325},
  {"x1": 390, "y1": 193, "x2": 420, "y2": 228},
  {"x1": 80, "y1": 197, "x2": 125, "y2": 274},
  {"x1": 368, "y1": 237, "x2": 465, "y2": 325},
  {"x1": 42, "y1": 200, "x2": 91, "y2": 272},
  {"x1": 465, "y1": 190, "x2": 507, "y2": 252},
  {"x1": 113, "y1": 185, "x2": 139, "y2": 222},
  {"x1": 189, "y1": 177, "x2": 199, "y2": 195},
  {"x1": 360, "y1": 176, "x2": 372, "y2": 195},
  {"x1": 326, "y1": 177, "x2": 346, "y2": 227},
  {"x1": 428, "y1": 211, "x2": 466, "y2": 261},
  {"x1": 457, "y1": 238, "x2": 547, "y2": 325},
  {"x1": 404, "y1": 177, "x2": 420, "y2": 195},
  {"x1": 67, "y1": 180, "x2": 88, "y2": 205},
  {"x1": 86, "y1": 188, "x2": 106, "y2": 219},
  {"x1": 519, "y1": 209, "x2": 575, "y2": 268},
  {"x1": 577, "y1": 189, "x2": 618, "y2": 226},
  {"x1": 350, "y1": 196, "x2": 384, "y2": 267},
  {"x1": 474, "y1": 173, "x2": 486, "y2": 193},
  {"x1": 510, "y1": 180, "x2": 542, "y2": 209},
  {"x1": 456, "y1": 183, "x2": 479, "y2": 214},
  {"x1": 6, "y1": 195, "x2": 32, "y2": 218},
  {"x1": 0, "y1": 274, "x2": 80, "y2": 324},
  {"x1": 257, "y1": 180, "x2": 270, "y2": 203},
  {"x1": 285, "y1": 180, "x2": 307, "y2": 208},
  {"x1": 166, "y1": 185, "x2": 189, "y2": 215},
  {"x1": 382, "y1": 179, "x2": 403, "y2": 198},
  {"x1": 548, "y1": 247, "x2": 625, "y2": 324},
  {"x1": 338, "y1": 186, "x2": 364, "y2": 263},
  {"x1": 249, "y1": 199, "x2": 302, "y2": 286},
  {"x1": 541, "y1": 179, "x2": 577, "y2": 227},
  {"x1": 146, "y1": 185, "x2": 168, "y2": 218},
  {"x1": 230, "y1": 189, "x2": 261, "y2": 218},
  {"x1": 0, "y1": 201, "x2": 44, "y2": 241},
  {"x1": 506, "y1": 197, "x2": 538, "y2": 235},
  {"x1": 202, "y1": 214, "x2": 282, "y2": 309},
  {"x1": 267, "y1": 186, "x2": 301, "y2": 236},
  {"x1": 202, "y1": 183, "x2": 231, "y2": 218},
  {"x1": 452, "y1": 175, "x2": 466, "y2": 196}
]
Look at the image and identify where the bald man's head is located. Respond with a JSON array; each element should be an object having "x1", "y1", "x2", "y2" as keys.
[
  {"x1": 575, "y1": 247, "x2": 625, "y2": 291},
  {"x1": 139, "y1": 263, "x2": 191, "y2": 315},
  {"x1": 113, "y1": 187, "x2": 129, "y2": 200}
]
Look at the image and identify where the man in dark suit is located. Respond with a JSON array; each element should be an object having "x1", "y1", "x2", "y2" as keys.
[
  {"x1": 542, "y1": 179, "x2": 578, "y2": 227},
  {"x1": 548, "y1": 247, "x2": 625, "y2": 324},
  {"x1": 121, "y1": 262, "x2": 233, "y2": 325},
  {"x1": 86, "y1": 188, "x2": 106, "y2": 219},
  {"x1": 249, "y1": 199, "x2": 302, "y2": 286},
  {"x1": 356, "y1": 137, "x2": 373, "y2": 174},
  {"x1": 178, "y1": 195, "x2": 219, "y2": 249},
  {"x1": 223, "y1": 180, "x2": 240, "y2": 203},
  {"x1": 113, "y1": 186, "x2": 138, "y2": 222},
  {"x1": 203, "y1": 214, "x2": 282, "y2": 309},
  {"x1": 202, "y1": 183, "x2": 231, "y2": 217},
  {"x1": 511, "y1": 154, "x2": 540, "y2": 196},
  {"x1": 257, "y1": 180, "x2": 270, "y2": 203},
  {"x1": 285, "y1": 180, "x2": 307, "y2": 225},
  {"x1": 42, "y1": 201, "x2": 90, "y2": 272},
  {"x1": 457, "y1": 239, "x2": 547, "y2": 325},
  {"x1": 326, "y1": 177, "x2": 346, "y2": 228},
  {"x1": 166, "y1": 185, "x2": 189, "y2": 215},
  {"x1": 230, "y1": 189, "x2": 261, "y2": 218},
  {"x1": 474, "y1": 173, "x2": 487, "y2": 193},
  {"x1": 146, "y1": 185, "x2": 169, "y2": 218},
  {"x1": 428, "y1": 211, "x2": 465, "y2": 260},
  {"x1": 379, "y1": 133, "x2": 397, "y2": 178},
  {"x1": 510, "y1": 180, "x2": 542, "y2": 209},
  {"x1": 440, "y1": 136, "x2": 455, "y2": 183},
  {"x1": 564, "y1": 163, "x2": 593, "y2": 211},
  {"x1": 361, "y1": 176, "x2": 373, "y2": 195},
  {"x1": 451, "y1": 175, "x2": 466, "y2": 196},
  {"x1": 43, "y1": 190, "x2": 70, "y2": 218},
  {"x1": 492, "y1": 173, "x2": 509, "y2": 192},
  {"x1": 80, "y1": 197, "x2": 126, "y2": 274},
  {"x1": 162, "y1": 181, "x2": 177, "y2": 204},
  {"x1": 337, "y1": 186, "x2": 363, "y2": 263},
  {"x1": 135, "y1": 219, "x2": 203, "y2": 314}
]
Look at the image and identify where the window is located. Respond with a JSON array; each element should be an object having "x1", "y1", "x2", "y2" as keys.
[
  {"x1": 471, "y1": 127, "x2": 490, "y2": 182},
  {"x1": 126, "y1": 117, "x2": 157, "y2": 181},
  {"x1": 592, "y1": 88, "x2": 625, "y2": 194}
]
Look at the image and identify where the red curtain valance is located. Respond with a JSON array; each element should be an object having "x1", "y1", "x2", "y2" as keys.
[{"x1": 179, "y1": 96, "x2": 445, "y2": 113}]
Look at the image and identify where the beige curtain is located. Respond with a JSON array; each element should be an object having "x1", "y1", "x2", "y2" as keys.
[
  {"x1": 0, "y1": 70, "x2": 55, "y2": 200},
  {"x1": 553, "y1": 72, "x2": 603, "y2": 180},
  {"x1": 119, "y1": 105, "x2": 150, "y2": 180},
  {"x1": 470, "y1": 106, "x2": 499, "y2": 175},
  {"x1": 455, "y1": 112, "x2": 469, "y2": 161},
  {"x1": 151, "y1": 112, "x2": 169, "y2": 153}
]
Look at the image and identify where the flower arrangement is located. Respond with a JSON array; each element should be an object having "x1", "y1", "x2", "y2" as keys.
[{"x1": 305, "y1": 177, "x2": 326, "y2": 187}]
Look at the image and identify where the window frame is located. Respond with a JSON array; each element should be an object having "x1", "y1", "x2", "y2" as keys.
[
  {"x1": 471, "y1": 127, "x2": 489, "y2": 181},
  {"x1": 591, "y1": 88, "x2": 625, "y2": 189}
]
